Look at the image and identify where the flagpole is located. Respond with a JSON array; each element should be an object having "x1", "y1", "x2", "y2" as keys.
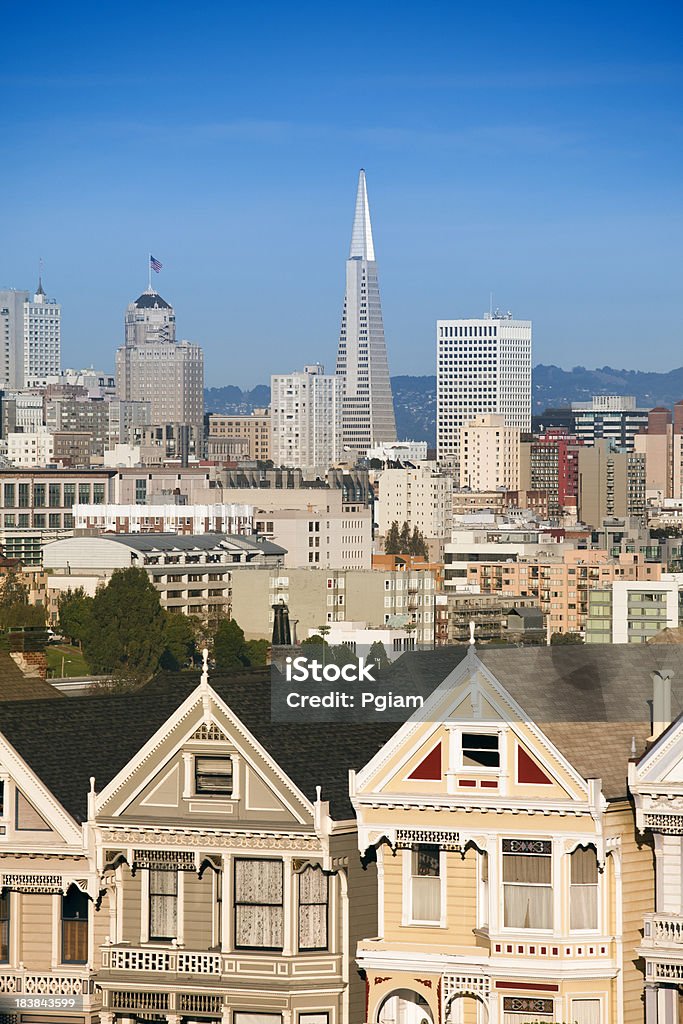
[{"x1": 148, "y1": 253, "x2": 152, "y2": 291}]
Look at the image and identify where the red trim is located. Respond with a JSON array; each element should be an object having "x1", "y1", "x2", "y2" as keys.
[
  {"x1": 458, "y1": 779, "x2": 477, "y2": 787},
  {"x1": 480, "y1": 780, "x2": 498, "y2": 788},
  {"x1": 408, "y1": 742, "x2": 442, "y2": 780},
  {"x1": 517, "y1": 744, "x2": 553, "y2": 785}
]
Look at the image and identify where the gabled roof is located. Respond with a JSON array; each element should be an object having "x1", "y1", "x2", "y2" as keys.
[
  {"x1": 0, "y1": 669, "x2": 398, "y2": 823},
  {"x1": 0, "y1": 652, "x2": 64, "y2": 702}
]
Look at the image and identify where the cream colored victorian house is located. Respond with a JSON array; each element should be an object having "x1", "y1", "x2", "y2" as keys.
[
  {"x1": 351, "y1": 645, "x2": 683, "y2": 1024},
  {"x1": 0, "y1": 660, "x2": 394, "y2": 1024}
]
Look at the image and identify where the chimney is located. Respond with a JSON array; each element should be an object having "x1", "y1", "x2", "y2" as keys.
[{"x1": 651, "y1": 669, "x2": 674, "y2": 740}]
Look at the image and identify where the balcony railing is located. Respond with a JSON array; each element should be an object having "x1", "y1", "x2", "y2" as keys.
[
  {"x1": 99, "y1": 944, "x2": 342, "y2": 981},
  {"x1": 0, "y1": 968, "x2": 100, "y2": 1004},
  {"x1": 102, "y1": 946, "x2": 221, "y2": 974},
  {"x1": 643, "y1": 913, "x2": 683, "y2": 947}
]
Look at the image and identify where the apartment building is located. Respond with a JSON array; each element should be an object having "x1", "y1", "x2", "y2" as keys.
[
  {"x1": 459, "y1": 413, "x2": 521, "y2": 491},
  {"x1": 375, "y1": 466, "x2": 453, "y2": 540},
  {"x1": 253, "y1": 507, "x2": 372, "y2": 569},
  {"x1": 520, "y1": 428, "x2": 583, "y2": 519},
  {"x1": 463, "y1": 549, "x2": 661, "y2": 635},
  {"x1": 353, "y1": 644, "x2": 683, "y2": 1024},
  {"x1": 585, "y1": 576, "x2": 683, "y2": 644},
  {"x1": 572, "y1": 395, "x2": 649, "y2": 451},
  {"x1": 452, "y1": 488, "x2": 551, "y2": 520},
  {"x1": 578, "y1": 441, "x2": 646, "y2": 525},
  {"x1": 231, "y1": 567, "x2": 438, "y2": 644},
  {"x1": 42, "y1": 533, "x2": 285, "y2": 621},
  {"x1": 207, "y1": 409, "x2": 271, "y2": 461},
  {"x1": 271, "y1": 364, "x2": 342, "y2": 472},
  {"x1": 73, "y1": 502, "x2": 254, "y2": 535}
]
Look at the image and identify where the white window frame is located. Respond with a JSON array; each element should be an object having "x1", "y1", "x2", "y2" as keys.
[
  {"x1": 182, "y1": 748, "x2": 240, "y2": 802},
  {"x1": 500, "y1": 838, "x2": 553, "y2": 934},
  {"x1": 401, "y1": 846, "x2": 447, "y2": 928},
  {"x1": 568, "y1": 844, "x2": 601, "y2": 934},
  {"x1": 447, "y1": 724, "x2": 506, "y2": 776}
]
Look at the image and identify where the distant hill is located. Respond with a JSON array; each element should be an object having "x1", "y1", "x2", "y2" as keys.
[{"x1": 205, "y1": 366, "x2": 683, "y2": 446}]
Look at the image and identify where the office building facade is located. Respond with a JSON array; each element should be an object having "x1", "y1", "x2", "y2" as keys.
[{"x1": 0, "y1": 279, "x2": 61, "y2": 388}]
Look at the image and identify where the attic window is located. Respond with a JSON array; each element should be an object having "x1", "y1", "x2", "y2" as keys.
[
  {"x1": 462, "y1": 733, "x2": 500, "y2": 769},
  {"x1": 195, "y1": 757, "x2": 233, "y2": 795}
]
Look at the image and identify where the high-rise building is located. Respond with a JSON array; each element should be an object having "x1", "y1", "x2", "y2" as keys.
[
  {"x1": 572, "y1": 395, "x2": 649, "y2": 451},
  {"x1": 0, "y1": 279, "x2": 61, "y2": 389},
  {"x1": 115, "y1": 288, "x2": 204, "y2": 440},
  {"x1": 335, "y1": 169, "x2": 396, "y2": 456},
  {"x1": 436, "y1": 311, "x2": 531, "y2": 467},
  {"x1": 459, "y1": 413, "x2": 521, "y2": 491},
  {"x1": 270, "y1": 364, "x2": 342, "y2": 472}
]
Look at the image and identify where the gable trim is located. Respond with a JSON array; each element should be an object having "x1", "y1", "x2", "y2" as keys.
[{"x1": 0, "y1": 735, "x2": 83, "y2": 845}]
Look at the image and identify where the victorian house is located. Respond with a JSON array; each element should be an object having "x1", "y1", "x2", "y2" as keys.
[
  {"x1": 0, "y1": 658, "x2": 395, "y2": 1024},
  {"x1": 351, "y1": 645, "x2": 683, "y2": 1024}
]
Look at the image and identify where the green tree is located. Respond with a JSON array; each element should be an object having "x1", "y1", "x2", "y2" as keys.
[
  {"x1": 57, "y1": 587, "x2": 93, "y2": 647},
  {"x1": 408, "y1": 525, "x2": 429, "y2": 559},
  {"x1": 384, "y1": 521, "x2": 401, "y2": 555},
  {"x1": 398, "y1": 521, "x2": 411, "y2": 553},
  {"x1": 83, "y1": 567, "x2": 167, "y2": 682},
  {"x1": 0, "y1": 568, "x2": 46, "y2": 628},
  {"x1": 329, "y1": 643, "x2": 359, "y2": 669},
  {"x1": 550, "y1": 631, "x2": 584, "y2": 645},
  {"x1": 161, "y1": 612, "x2": 198, "y2": 671},
  {"x1": 367, "y1": 640, "x2": 390, "y2": 676},
  {"x1": 244, "y1": 638, "x2": 269, "y2": 667},
  {"x1": 213, "y1": 618, "x2": 249, "y2": 671}
]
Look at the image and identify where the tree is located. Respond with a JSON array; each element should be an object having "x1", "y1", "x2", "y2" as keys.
[
  {"x1": 160, "y1": 613, "x2": 199, "y2": 671},
  {"x1": 409, "y1": 525, "x2": 429, "y2": 559},
  {"x1": 244, "y1": 638, "x2": 269, "y2": 666},
  {"x1": 329, "y1": 643, "x2": 359, "y2": 669},
  {"x1": 213, "y1": 618, "x2": 249, "y2": 671},
  {"x1": 83, "y1": 567, "x2": 167, "y2": 682},
  {"x1": 384, "y1": 521, "x2": 401, "y2": 555},
  {"x1": 367, "y1": 640, "x2": 390, "y2": 676},
  {"x1": 0, "y1": 568, "x2": 46, "y2": 628},
  {"x1": 58, "y1": 588, "x2": 93, "y2": 647},
  {"x1": 550, "y1": 631, "x2": 584, "y2": 645},
  {"x1": 398, "y1": 521, "x2": 411, "y2": 553}
]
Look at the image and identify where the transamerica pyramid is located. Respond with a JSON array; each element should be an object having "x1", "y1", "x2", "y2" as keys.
[{"x1": 335, "y1": 169, "x2": 397, "y2": 455}]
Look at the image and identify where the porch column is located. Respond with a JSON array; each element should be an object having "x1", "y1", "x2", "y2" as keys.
[
  {"x1": 645, "y1": 984, "x2": 658, "y2": 1024},
  {"x1": 658, "y1": 985, "x2": 679, "y2": 1024}
]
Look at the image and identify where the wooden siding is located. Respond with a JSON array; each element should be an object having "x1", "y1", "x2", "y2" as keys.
[
  {"x1": 183, "y1": 869, "x2": 214, "y2": 948},
  {"x1": 19, "y1": 893, "x2": 53, "y2": 968}
]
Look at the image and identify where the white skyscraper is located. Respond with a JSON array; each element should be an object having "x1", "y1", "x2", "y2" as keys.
[
  {"x1": 436, "y1": 311, "x2": 531, "y2": 467},
  {"x1": 0, "y1": 279, "x2": 61, "y2": 388},
  {"x1": 335, "y1": 170, "x2": 396, "y2": 456},
  {"x1": 271, "y1": 364, "x2": 342, "y2": 473}
]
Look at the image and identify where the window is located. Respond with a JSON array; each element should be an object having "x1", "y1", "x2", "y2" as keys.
[
  {"x1": 410, "y1": 844, "x2": 441, "y2": 923},
  {"x1": 0, "y1": 891, "x2": 8, "y2": 963},
  {"x1": 571, "y1": 999, "x2": 601, "y2": 1024},
  {"x1": 462, "y1": 732, "x2": 500, "y2": 768},
  {"x1": 49, "y1": 483, "x2": 61, "y2": 507},
  {"x1": 93, "y1": 483, "x2": 105, "y2": 504},
  {"x1": 78, "y1": 483, "x2": 91, "y2": 504},
  {"x1": 3, "y1": 484, "x2": 14, "y2": 508},
  {"x1": 570, "y1": 846, "x2": 598, "y2": 930},
  {"x1": 62, "y1": 886, "x2": 88, "y2": 963},
  {"x1": 234, "y1": 1016, "x2": 282, "y2": 1024},
  {"x1": 63, "y1": 483, "x2": 75, "y2": 507},
  {"x1": 502, "y1": 839, "x2": 552, "y2": 929},
  {"x1": 298, "y1": 866, "x2": 328, "y2": 950},
  {"x1": 34, "y1": 483, "x2": 45, "y2": 508},
  {"x1": 149, "y1": 869, "x2": 177, "y2": 940},
  {"x1": 235, "y1": 859, "x2": 283, "y2": 949},
  {"x1": 195, "y1": 757, "x2": 233, "y2": 795}
]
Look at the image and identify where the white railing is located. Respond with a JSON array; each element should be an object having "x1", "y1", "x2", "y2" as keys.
[
  {"x1": 0, "y1": 970, "x2": 98, "y2": 998},
  {"x1": 102, "y1": 945, "x2": 221, "y2": 975},
  {"x1": 643, "y1": 913, "x2": 683, "y2": 946}
]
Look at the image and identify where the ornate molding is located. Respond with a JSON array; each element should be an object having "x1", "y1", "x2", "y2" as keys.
[
  {"x1": 191, "y1": 721, "x2": 229, "y2": 742},
  {"x1": 396, "y1": 828, "x2": 462, "y2": 851},
  {"x1": 101, "y1": 826, "x2": 321, "y2": 852}
]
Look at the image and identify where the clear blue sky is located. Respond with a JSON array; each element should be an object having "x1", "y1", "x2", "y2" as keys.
[{"x1": 2, "y1": 0, "x2": 682, "y2": 385}]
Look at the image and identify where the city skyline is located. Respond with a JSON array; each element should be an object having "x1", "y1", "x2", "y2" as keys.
[{"x1": 2, "y1": 1, "x2": 682, "y2": 383}]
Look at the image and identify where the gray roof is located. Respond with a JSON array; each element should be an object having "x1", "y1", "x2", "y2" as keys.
[
  {"x1": 386, "y1": 645, "x2": 683, "y2": 800},
  {"x1": 104, "y1": 533, "x2": 286, "y2": 556},
  {"x1": 133, "y1": 291, "x2": 172, "y2": 310},
  {"x1": 0, "y1": 652, "x2": 64, "y2": 702}
]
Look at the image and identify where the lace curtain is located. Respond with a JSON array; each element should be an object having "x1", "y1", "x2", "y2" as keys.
[
  {"x1": 299, "y1": 866, "x2": 328, "y2": 950},
  {"x1": 235, "y1": 859, "x2": 283, "y2": 949},
  {"x1": 570, "y1": 847, "x2": 598, "y2": 930},
  {"x1": 149, "y1": 869, "x2": 177, "y2": 940},
  {"x1": 503, "y1": 853, "x2": 552, "y2": 929}
]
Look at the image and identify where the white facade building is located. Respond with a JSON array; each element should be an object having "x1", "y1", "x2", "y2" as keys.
[
  {"x1": 436, "y1": 311, "x2": 531, "y2": 467},
  {"x1": 253, "y1": 505, "x2": 372, "y2": 569},
  {"x1": 366, "y1": 440, "x2": 428, "y2": 463},
  {"x1": 459, "y1": 413, "x2": 521, "y2": 490},
  {"x1": 0, "y1": 280, "x2": 61, "y2": 388},
  {"x1": 73, "y1": 502, "x2": 255, "y2": 535},
  {"x1": 376, "y1": 465, "x2": 453, "y2": 539},
  {"x1": 7, "y1": 431, "x2": 54, "y2": 468},
  {"x1": 270, "y1": 364, "x2": 342, "y2": 472}
]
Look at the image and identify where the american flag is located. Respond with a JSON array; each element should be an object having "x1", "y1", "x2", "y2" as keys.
[{"x1": 150, "y1": 255, "x2": 163, "y2": 273}]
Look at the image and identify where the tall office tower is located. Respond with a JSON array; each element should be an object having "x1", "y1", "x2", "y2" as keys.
[
  {"x1": 0, "y1": 280, "x2": 61, "y2": 389},
  {"x1": 335, "y1": 169, "x2": 396, "y2": 456},
  {"x1": 271, "y1": 364, "x2": 342, "y2": 472},
  {"x1": 116, "y1": 288, "x2": 204, "y2": 439},
  {"x1": 436, "y1": 311, "x2": 531, "y2": 468}
]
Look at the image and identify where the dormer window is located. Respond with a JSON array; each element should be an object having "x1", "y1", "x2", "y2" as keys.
[{"x1": 194, "y1": 757, "x2": 233, "y2": 796}]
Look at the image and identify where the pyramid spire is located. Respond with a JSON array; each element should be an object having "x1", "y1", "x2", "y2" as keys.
[{"x1": 349, "y1": 168, "x2": 375, "y2": 261}]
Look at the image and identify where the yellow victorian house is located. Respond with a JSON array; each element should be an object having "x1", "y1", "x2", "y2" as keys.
[{"x1": 351, "y1": 644, "x2": 683, "y2": 1024}]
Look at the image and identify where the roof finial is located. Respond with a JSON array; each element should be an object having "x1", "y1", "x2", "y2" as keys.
[
  {"x1": 469, "y1": 620, "x2": 476, "y2": 647},
  {"x1": 349, "y1": 168, "x2": 375, "y2": 261},
  {"x1": 200, "y1": 647, "x2": 209, "y2": 689}
]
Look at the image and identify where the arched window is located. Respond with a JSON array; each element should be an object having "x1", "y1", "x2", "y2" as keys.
[{"x1": 570, "y1": 846, "x2": 598, "y2": 930}]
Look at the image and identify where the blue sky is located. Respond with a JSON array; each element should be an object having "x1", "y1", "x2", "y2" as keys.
[{"x1": 2, "y1": 0, "x2": 682, "y2": 384}]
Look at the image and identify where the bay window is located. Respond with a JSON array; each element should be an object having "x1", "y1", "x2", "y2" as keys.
[
  {"x1": 235, "y1": 858, "x2": 283, "y2": 950},
  {"x1": 502, "y1": 839, "x2": 552, "y2": 930},
  {"x1": 570, "y1": 846, "x2": 599, "y2": 930}
]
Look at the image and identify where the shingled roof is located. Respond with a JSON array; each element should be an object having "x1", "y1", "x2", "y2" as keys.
[{"x1": 0, "y1": 652, "x2": 64, "y2": 702}]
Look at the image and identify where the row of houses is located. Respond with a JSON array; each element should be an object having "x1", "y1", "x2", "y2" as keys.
[{"x1": 2, "y1": 646, "x2": 683, "y2": 1024}]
